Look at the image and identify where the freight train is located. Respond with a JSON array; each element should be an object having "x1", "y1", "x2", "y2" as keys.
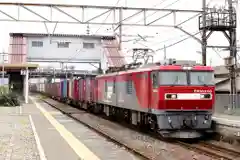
[{"x1": 30, "y1": 59, "x2": 215, "y2": 139}]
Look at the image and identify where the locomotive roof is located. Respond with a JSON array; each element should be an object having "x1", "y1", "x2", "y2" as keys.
[{"x1": 97, "y1": 65, "x2": 213, "y2": 78}]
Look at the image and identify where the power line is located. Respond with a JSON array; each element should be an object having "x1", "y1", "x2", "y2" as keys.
[
  {"x1": 153, "y1": 31, "x2": 201, "y2": 52},
  {"x1": 123, "y1": 0, "x2": 182, "y2": 33}
]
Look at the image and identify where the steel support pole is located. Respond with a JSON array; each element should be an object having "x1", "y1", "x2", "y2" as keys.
[
  {"x1": 25, "y1": 68, "x2": 29, "y2": 103},
  {"x1": 202, "y1": 0, "x2": 207, "y2": 66},
  {"x1": 119, "y1": 8, "x2": 123, "y2": 51},
  {"x1": 228, "y1": 0, "x2": 237, "y2": 109}
]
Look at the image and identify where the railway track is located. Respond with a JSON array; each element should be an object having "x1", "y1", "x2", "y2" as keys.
[{"x1": 177, "y1": 141, "x2": 240, "y2": 160}]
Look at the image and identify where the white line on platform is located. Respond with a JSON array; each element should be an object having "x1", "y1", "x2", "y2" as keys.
[
  {"x1": 29, "y1": 96, "x2": 101, "y2": 160},
  {"x1": 29, "y1": 115, "x2": 47, "y2": 160},
  {"x1": 213, "y1": 116, "x2": 240, "y2": 124}
]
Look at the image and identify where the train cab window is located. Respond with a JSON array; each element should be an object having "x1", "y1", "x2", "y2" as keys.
[
  {"x1": 159, "y1": 71, "x2": 187, "y2": 85},
  {"x1": 151, "y1": 72, "x2": 158, "y2": 88},
  {"x1": 189, "y1": 71, "x2": 214, "y2": 85}
]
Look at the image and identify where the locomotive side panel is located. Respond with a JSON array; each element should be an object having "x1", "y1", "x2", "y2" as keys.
[
  {"x1": 103, "y1": 76, "x2": 117, "y2": 106},
  {"x1": 113, "y1": 73, "x2": 149, "y2": 112},
  {"x1": 132, "y1": 72, "x2": 150, "y2": 110}
]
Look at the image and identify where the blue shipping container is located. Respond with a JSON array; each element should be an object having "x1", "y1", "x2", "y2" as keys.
[{"x1": 61, "y1": 79, "x2": 67, "y2": 98}]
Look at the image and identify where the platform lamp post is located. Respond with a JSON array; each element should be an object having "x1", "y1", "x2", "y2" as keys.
[{"x1": 224, "y1": 56, "x2": 236, "y2": 113}]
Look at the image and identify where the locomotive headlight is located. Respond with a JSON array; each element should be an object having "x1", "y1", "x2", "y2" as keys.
[
  {"x1": 165, "y1": 94, "x2": 177, "y2": 99},
  {"x1": 171, "y1": 94, "x2": 177, "y2": 99},
  {"x1": 200, "y1": 94, "x2": 205, "y2": 99},
  {"x1": 200, "y1": 94, "x2": 212, "y2": 99}
]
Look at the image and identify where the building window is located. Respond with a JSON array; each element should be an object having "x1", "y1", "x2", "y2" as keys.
[
  {"x1": 57, "y1": 42, "x2": 69, "y2": 48},
  {"x1": 32, "y1": 41, "x2": 43, "y2": 47},
  {"x1": 83, "y1": 42, "x2": 95, "y2": 49}
]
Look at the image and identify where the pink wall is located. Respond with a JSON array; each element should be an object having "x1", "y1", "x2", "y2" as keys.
[{"x1": 8, "y1": 36, "x2": 27, "y2": 64}]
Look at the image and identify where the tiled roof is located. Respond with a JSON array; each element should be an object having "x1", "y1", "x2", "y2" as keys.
[{"x1": 9, "y1": 33, "x2": 116, "y2": 39}]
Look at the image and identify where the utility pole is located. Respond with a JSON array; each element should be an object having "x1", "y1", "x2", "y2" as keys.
[
  {"x1": 202, "y1": 0, "x2": 207, "y2": 66},
  {"x1": 228, "y1": 0, "x2": 237, "y2": 110},
  {"x1": 119, "y1": 8, "x2": 123, "y2": 51}
]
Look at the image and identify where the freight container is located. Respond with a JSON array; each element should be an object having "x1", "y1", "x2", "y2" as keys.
[
  {"x1": 79, "y1": 78, "x2": 86, "y2": 102},
  {"x1": 73, "y1": 79, "x2": 79, "y2": 101},
  {"x1": 57, "y1": 82, "x2": 61, "y2": 98},
  {"x1": 52, "y1": 83, "x2": 55, "y2": 97},
  {"x1": 61, "y1": 79, "x2": 67, "y2": 98},
  {"x1": 78, "y1": 79, "x2": 82, "y2": 101},
  {"x1": 93, "y1": 79, "x2": 98, "y2": 103},
  {"x1": 67, "y1": 80, "x2": 69, "y2": 98},
  {"x1": 86, "y1": 77, "x2": 95, "y2": 102},
  {"x1": 68, "y1": 79, "x2": 73, "y2": 99}
]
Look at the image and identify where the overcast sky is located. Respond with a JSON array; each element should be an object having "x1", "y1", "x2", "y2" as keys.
[{"x1": 0, "y1": 0, "x2": 239, "y2": 70}]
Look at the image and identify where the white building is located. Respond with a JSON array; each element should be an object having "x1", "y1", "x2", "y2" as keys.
[{"x1": 8, "y1": 33, "x2": 127, "y2": 72}]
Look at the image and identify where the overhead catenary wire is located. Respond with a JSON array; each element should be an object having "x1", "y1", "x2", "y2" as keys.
[
  {"x1": 119, "y1": 0, "x2": 185, "y2": 54},
  {"x1": 123, "y1": 0, "x2": 183, "y2": 33},
  {"x1": 153, "y1": 31, "x2": 201, "y2": 53},
  {"x1": 95, "y1": 0, "x2": 121, "y2": 34}
]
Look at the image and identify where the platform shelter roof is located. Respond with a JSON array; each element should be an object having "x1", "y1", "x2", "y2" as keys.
[{"x1": 0, "y1": 63, "x2": 38, "y2": 72}]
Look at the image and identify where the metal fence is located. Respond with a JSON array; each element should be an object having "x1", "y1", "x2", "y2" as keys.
[{"x1": 215, "y1": 94, "x2": 240, "y2": 115}]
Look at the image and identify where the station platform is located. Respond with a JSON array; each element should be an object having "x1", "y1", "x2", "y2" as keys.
[
  {"x1": 213, "y1": 113, "x2": 240, "y2": 128},
  {"x1": 0, "y1": 96, "x2": 141, "y2": 160},
  {"x1": 212, "y1": 113, "x2": 240, "y2": 140}
]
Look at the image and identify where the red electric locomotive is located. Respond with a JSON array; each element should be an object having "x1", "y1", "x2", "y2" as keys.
[
  {"x1": 31, "y1": 59, "x2": 215, "y2": 139},
  {"x1": 96, "y1": 59, "x2": 215, "y2": 138}
]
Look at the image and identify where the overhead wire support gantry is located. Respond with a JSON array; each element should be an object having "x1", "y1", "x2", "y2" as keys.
[
  {"x1": 198, "y1": 0, "x2": 237, "y2": 110},
  {"x1": 0, "y1": 2, "x2": 203, "y2": 50},
  {"x1": 0, "y1": 2, "x2": 203, "y2": 26}
]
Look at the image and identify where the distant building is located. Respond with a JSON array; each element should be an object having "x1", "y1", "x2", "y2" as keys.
[{"x1": 8, "y1": 33, "x2": 127, "y2": 72}]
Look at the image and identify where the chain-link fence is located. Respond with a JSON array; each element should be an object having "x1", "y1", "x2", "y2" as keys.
[{"x1": 215, "y1": 94, "x2": 240, "y2": 115}]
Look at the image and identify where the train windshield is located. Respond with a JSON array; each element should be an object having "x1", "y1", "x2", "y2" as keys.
[
  {"x1": 189, "y1": 71, "x2": 214, "y2": 86},
  {"x1": 159, "y1": 71, "x2": 187, "y2": 85}
]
